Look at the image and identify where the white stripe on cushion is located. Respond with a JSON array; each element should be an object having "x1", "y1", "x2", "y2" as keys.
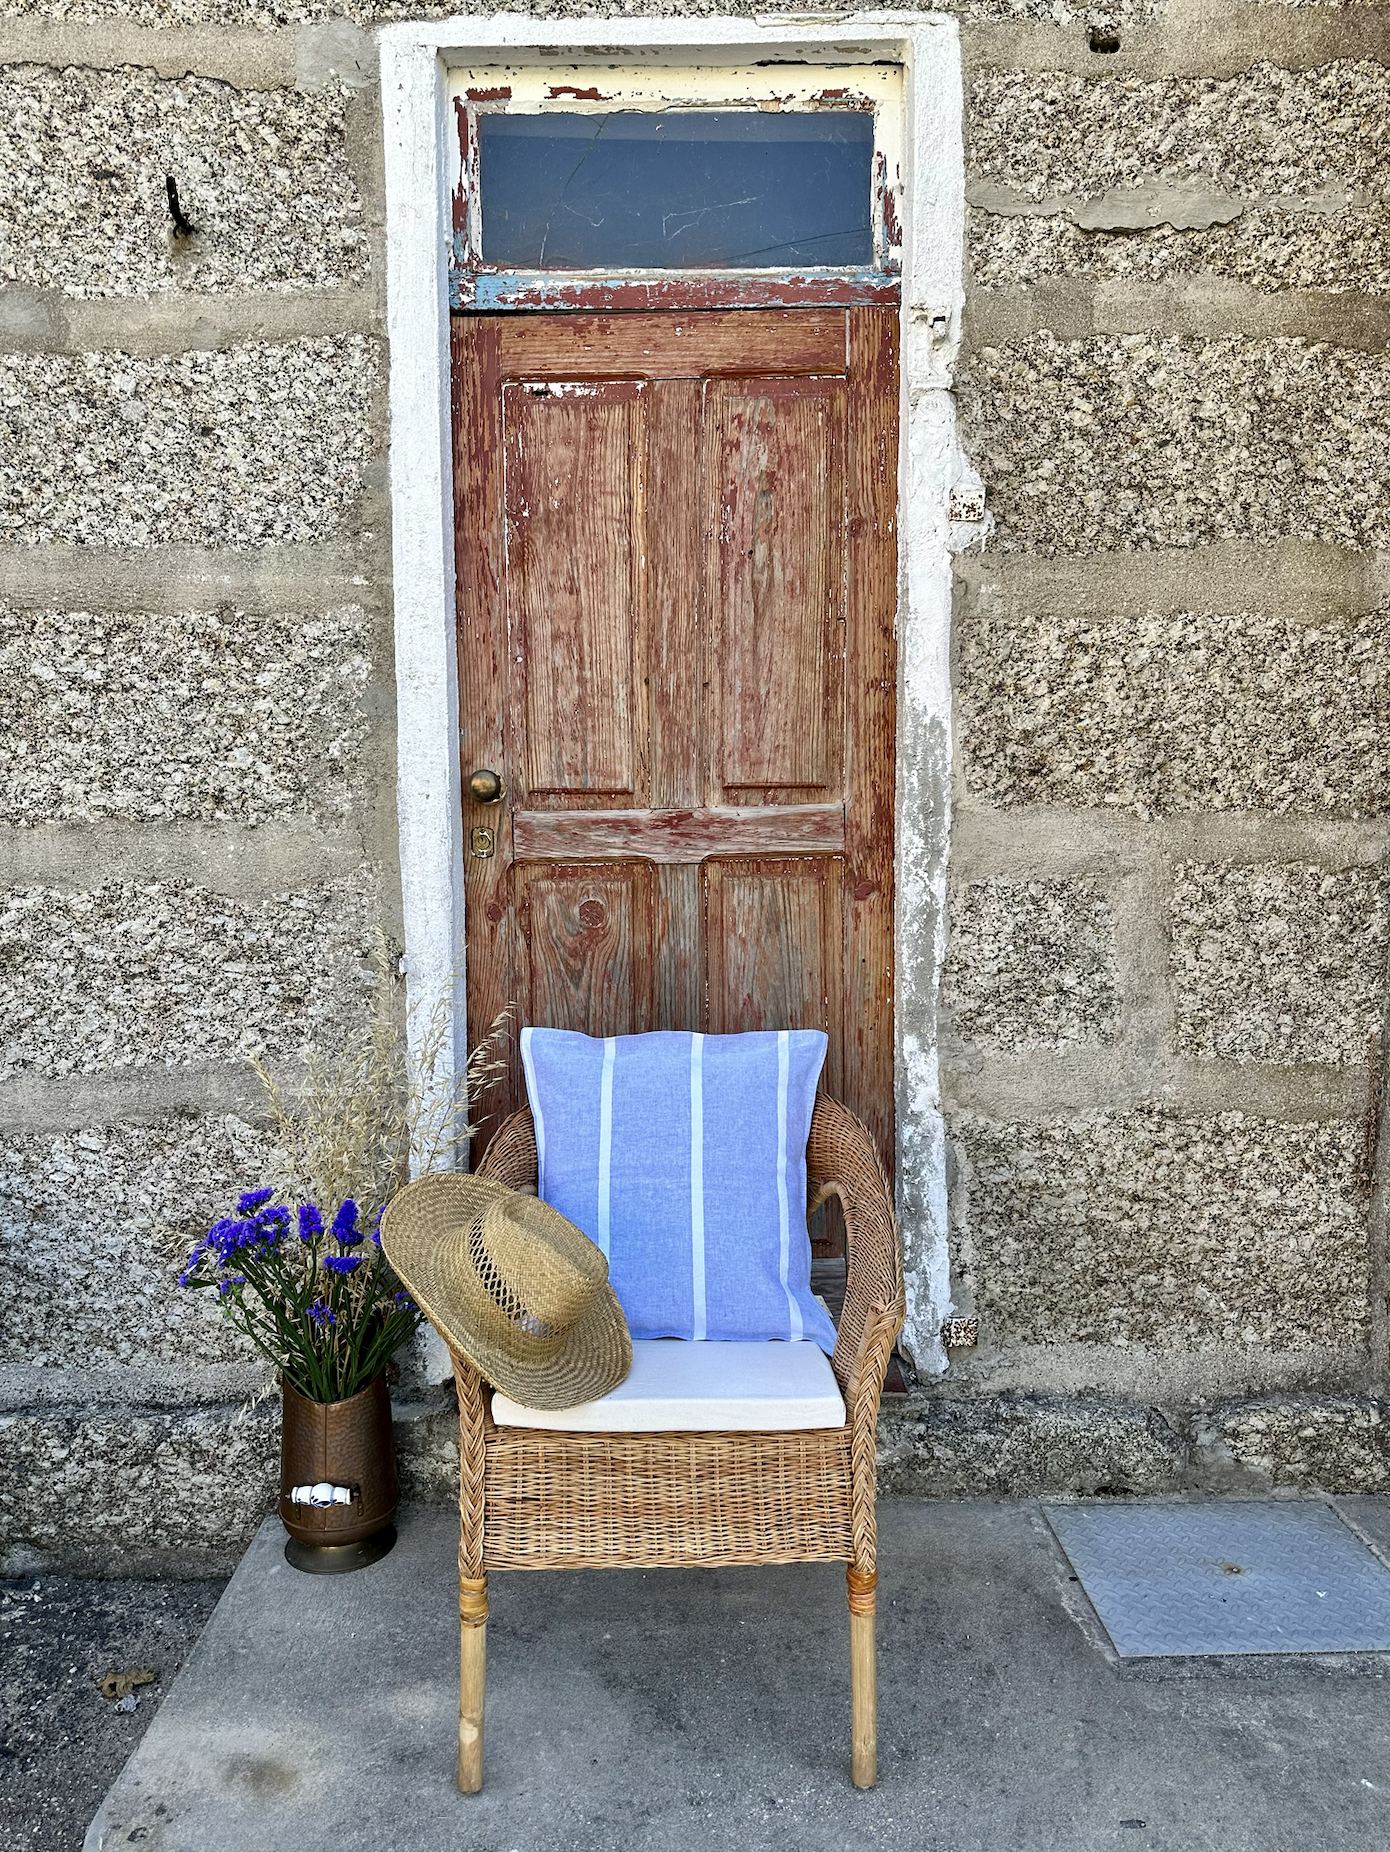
[
  {"x1": 519, "y1": 1025, "x2": 547, "y2": 1197},
  {"x1": 690, "y1": 1033, "x2": 706, "y2": 1341},
  {"x1": 596, "y1": 1035, "x2": 616, "y2": 1257},
  {"x1": 776, "y1": 1030, "x2": 803, "y2": 1342}
]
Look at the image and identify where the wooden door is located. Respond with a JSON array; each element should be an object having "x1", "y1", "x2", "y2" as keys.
[{"x1": 453, "y1": 309, "x2": 898, "y2": 1170}]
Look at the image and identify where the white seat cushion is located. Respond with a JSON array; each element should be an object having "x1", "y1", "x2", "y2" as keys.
[{"x1": 491, "y1": 1339, "x2": 846, "y2": 1433}]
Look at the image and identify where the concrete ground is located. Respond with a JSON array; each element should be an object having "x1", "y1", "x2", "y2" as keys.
[
  {"x1": 0, "y1": 1575, "x2": 225, "y2": 1852},
  {"x1": 77, "y1": 1497, "x2": 1390, "y2": 1852}
]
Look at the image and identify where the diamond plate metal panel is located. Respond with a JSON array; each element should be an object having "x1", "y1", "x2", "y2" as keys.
[{"x1": 1047, "y1": 1500, "x2": 1390, "y2": 1658}]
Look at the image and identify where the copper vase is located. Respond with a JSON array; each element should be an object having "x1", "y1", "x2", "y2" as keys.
[{"x1": 279, "y1": 1375, "x2": 399, "y2": 1573}]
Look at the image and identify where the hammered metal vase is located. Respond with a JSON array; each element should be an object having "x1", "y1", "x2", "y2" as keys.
[{"x1": 279, "y1": 1375, "x2": 399, "y2": 1573}]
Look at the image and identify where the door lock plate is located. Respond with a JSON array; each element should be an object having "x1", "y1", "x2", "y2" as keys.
[{"x1": 469, "y1": 826, "x2": 495, "y2": 860}]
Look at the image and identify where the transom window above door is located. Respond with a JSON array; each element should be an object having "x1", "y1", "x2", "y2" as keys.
[
  {"x1": 447, "y1": 64, "x2": 903, "y2": 310},
  {"x1": 479, "y1": 110, "x2": 874, "y2": 269}
]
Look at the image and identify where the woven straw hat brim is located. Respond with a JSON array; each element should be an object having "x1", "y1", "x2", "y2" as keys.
[{"x1": 380, "y1": 1173, "x2": 632, "y2": 1412}]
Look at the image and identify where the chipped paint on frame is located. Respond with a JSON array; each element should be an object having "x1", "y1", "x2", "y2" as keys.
[
  {"x1": 451, "y1": 265, "x2": 901, "y2": 312},
  {"x1": 446, "y1": 62, "x2": 905, "y2": 304}
]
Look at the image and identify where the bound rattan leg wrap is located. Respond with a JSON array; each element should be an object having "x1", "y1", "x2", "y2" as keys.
[
  {"x1": 458, "y1": 1574, "x2": 487, "y2": 1793},
  {"x1": 847, "y1": 1568, "x2": 878, "y2": 1790}
]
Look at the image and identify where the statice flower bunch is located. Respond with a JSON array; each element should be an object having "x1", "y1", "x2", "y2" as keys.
[{"x1": 179, "y1": 1186, "x2": 419, "y2": 1403}]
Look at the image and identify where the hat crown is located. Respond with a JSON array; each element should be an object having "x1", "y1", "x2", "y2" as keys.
[{"x1": 468, "y1": 1193, "x2": 606, "y2": 1345}]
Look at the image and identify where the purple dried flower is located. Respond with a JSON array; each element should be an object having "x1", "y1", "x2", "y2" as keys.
[
  {"x1": 238, "y1": 1187, "x2": 274, "y2": 1213},
  {"x1": 207, "y1": 1217, "x2": 252, "y2": 1264},
  {"x1": 372, "y1": 1205, "x2": 385, "y2": 1249},
  {"x1": 178, "y1": 1236, "x2": 209, "y2": 1286},
  {"x1": 323, "y1": 1254, "x2": 361, "y2": 1276},
  {"x1": 217, "y1": 1274, "x2": 247, "y2": 1298},
  {"x1": 249, "y1": 1205, "x2": 288, "y2": 1249},
  {"x1": 331, "y1": 1199, "x2": 361, "y2": 1247},
  {"x1": 393, "y1": 1290, "x2": 417, "y2": 1311},
  {"x1": 298, "y1": 1204, "x2": 324, "y2": 1244},
  {"x1": 306, "y1": 1300, "x2": 337, "y2": 1327}
]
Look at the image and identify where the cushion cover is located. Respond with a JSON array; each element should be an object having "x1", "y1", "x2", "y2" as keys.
[
  {"x1": 491, "y1": 1337, "x2": 846, "y2": 1432},
  {"x1": 519, "y1": 1026, "x2": 836, "y2": 1352}
]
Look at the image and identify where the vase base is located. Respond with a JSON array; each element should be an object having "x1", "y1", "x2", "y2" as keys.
[{"x1": 284, "y1": 1524, "x2": 397, "y2": 1576}]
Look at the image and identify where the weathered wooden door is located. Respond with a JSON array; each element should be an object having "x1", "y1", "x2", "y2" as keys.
[{"x1": 454, "y1": 308, "x2": 897, "y2": 1169}]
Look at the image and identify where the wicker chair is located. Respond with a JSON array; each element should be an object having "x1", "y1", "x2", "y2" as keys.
[{"x1": 448, "y1": 1092, "x2": 905, "y2": 1791}]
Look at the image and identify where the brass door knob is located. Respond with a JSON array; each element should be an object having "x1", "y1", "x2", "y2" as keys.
[{"x1": 467, "y1": 767, "x2": 505, "y2": 805}]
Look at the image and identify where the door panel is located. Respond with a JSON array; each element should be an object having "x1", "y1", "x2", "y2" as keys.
[
  {"x1": 707, "y1": 379, "x2": 844, "y2": 799},
  {"x1": 704, "y1": 856, "x2": 843, "y2": 1098},
  {"x1": 454, "y1": 308, "x2": 897, "y2": 1173},
  {"x1": 495, "y1": 310, "x2": 847, "y2": 378},
  {"x1": 516, "y1": 861, "x2": 654, "y2": 1037},
  {"x1": 504, "y1": 381, "x2": 645, "y2": 801}
]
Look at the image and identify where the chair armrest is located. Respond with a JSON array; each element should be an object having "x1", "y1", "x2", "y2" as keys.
[
  {"x1": 476, "y1": 1107, "x2": 539, "y2": 1189},
  {"x1": 807, "y1": 1096, "x2": 905, "y2": 1413},
  {"x1": 452, "y1": 1355, "x2": 490, "y2": 1577}
]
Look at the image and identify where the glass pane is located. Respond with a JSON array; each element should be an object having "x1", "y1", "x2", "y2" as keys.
[{"x1": 479, "y1": 110, "x2": 874, "y2": 270}]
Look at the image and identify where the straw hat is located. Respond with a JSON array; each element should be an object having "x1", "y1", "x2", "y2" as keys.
[{"x1": 380, "y1": 1174, "x2": 631, "y2": 1410}]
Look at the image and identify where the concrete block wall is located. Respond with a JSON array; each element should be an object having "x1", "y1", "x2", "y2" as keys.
[
  {"x1": 908, "y1": 0, "x2": 1390, "y2": 1500},
  {"x1": 0, "y1": 11, "x2": 399, "y2": 1574},
  {"x1": 0, "y1": 0, "x2": 1386, "y2": 1568}
]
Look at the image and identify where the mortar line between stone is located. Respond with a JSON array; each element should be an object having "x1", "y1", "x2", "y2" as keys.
[
  {"x1": 0, "y1": 23, "x2": 298, "y2": 87},
  {"x1": 952, "y1": 802, "x2": 1390, "y2": 876},
  {"x1": 961, "y1": 10, "x2": 1390, "y2": 75},
  {"x1": 0, "y1": 543, "x2": 385, "y2": 613},
  {"x1": 955, "y1": 542, "x2": 1390, "y2": 620},
  {"x1": 0, "y1": 288, "x2": 381, "y2": 359},
  {"x1": 963, "y1": 282, "x2": 1390, "y2": 356}
]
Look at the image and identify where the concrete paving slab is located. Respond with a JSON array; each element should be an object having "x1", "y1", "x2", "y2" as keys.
[{"x1": 86, "y1": 1500, "x2": 1390, "y2": 1852}]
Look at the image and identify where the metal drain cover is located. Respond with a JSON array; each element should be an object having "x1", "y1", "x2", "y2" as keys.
[{"x1": 1047, "y1": 1500, "x2": 1390, "y2": 1658}]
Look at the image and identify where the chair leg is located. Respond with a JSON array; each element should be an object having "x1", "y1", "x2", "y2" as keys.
[
  {"x1": 847, "y1": 1567, "x2": 877, "y2": 1789},
  {"x1": 458, "y1": 1574, "x2": 488, "y2": 1793}
]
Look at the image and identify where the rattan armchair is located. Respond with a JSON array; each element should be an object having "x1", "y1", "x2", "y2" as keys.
[{"x1": 447, "y1": 1092, "x2": 905, "y2": 1791}]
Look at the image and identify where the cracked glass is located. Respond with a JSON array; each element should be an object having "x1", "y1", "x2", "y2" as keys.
[{"x1": 478, "y1": 110, "x2": 875, "y2": 270}]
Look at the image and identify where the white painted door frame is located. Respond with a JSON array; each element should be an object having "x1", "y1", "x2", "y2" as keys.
[{"x1": 379, "y1": 10, "x2": 967, "y2": 1373}]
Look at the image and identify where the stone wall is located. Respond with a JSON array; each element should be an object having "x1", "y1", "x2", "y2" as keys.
[{"x1": 0, "y1": 0, "x2": 1386, "y2": 1570}]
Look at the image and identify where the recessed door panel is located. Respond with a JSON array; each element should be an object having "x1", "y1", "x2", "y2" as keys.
[
  {"x1": 515, "y1": 861, "x2": 653, "y2": 1037},
  {"x1": 504, "y1": 381, "x2": 645, "y2": 800},
  {"x1": 706, "y1": 378, "x2": 844, "y2": 801},
  {"x1": 704, "y1": 856, "x2": 844, "y2": 1098}
]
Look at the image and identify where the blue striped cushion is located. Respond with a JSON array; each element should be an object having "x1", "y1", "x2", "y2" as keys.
[{"x1": 519, "y1": 1027, "x2": 837, "y2": 1353}]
